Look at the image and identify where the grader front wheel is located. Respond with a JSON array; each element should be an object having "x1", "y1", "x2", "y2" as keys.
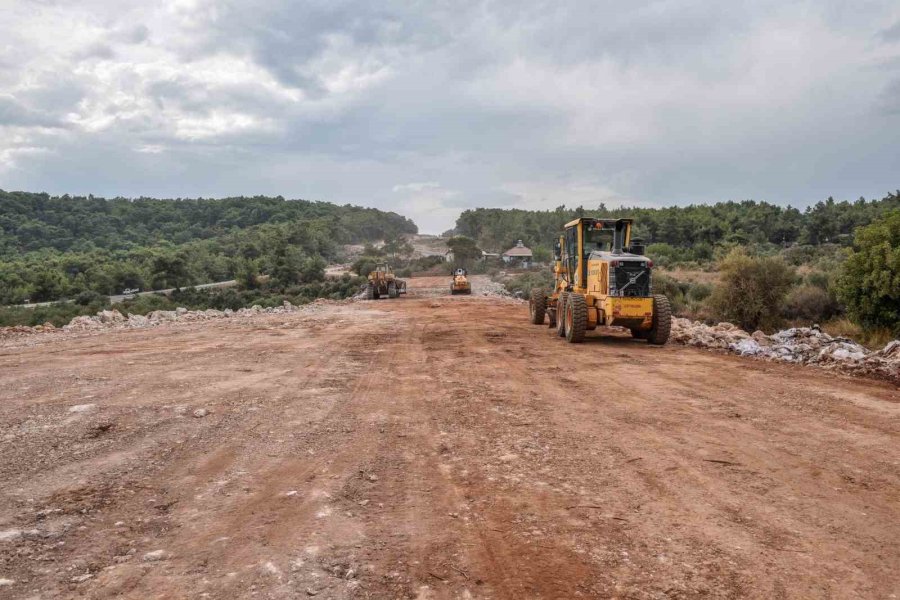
[{"x1": 529, "y1": 288, "x2": 547, "y2": 324}]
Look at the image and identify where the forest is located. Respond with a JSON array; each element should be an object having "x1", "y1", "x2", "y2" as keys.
[
  {"x1": 454, "y1": 194, "x2": 900, "y2": 254},
  {"x1": 0, "y1": 191, "x2": 417, "y2": 306}
]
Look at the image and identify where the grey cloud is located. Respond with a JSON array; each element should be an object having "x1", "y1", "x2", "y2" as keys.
[
  {"x1": 2, "y1": 0, "x2": 899, "y2": 233},
  {"x1": 881, "y1": 20, "x2": 900, "y2": 42},
  {"x1": 0, "y1": 95, "x2": 63, "y2": 127}
]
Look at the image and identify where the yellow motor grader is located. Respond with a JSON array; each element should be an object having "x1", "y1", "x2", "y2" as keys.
[
  {"x1": 528, "y1": 218, "x2": 671, "y2": 344},
  {"x1": 365, "y1": 263, "x2": 406, "y2": 299},
  {"x1": 450, "y1": 268, "x2": 471, "y2": 295}
]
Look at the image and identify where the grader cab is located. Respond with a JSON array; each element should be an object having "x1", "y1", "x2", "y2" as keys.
[
  {"x1": 450, "y1": 268, "x2": 471, "y2": 295},
  {"x1": 365, "y1": 263, "x2": 406, "y2": 300},
  {"x1": 528, "y1": 218, "x2": 671, "y2": 344}
]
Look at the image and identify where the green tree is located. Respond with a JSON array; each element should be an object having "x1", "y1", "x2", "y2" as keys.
[
  {"x1": 447, "y1": 236, "x2": 481, "y2": 266},
  {"x1": 836, "y1": 210, "x2": 900, "y2": 332},
  {"x1": 706, "y1": 249, "x2": 796, "y2": 331}
]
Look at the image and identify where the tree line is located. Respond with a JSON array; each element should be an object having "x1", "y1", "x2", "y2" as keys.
[{"x1": 454, "y1": 193, "x2": 900, "y2": 253}]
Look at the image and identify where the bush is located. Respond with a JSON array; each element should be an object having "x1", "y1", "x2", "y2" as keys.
[
  {"x1": 687, "y1": 282, "x2": 713, "y2": 302},
  {"x1": 706, "y1": 249, "x2": 796, "y2": 331},
  {"x1": 836, "y1": 210, "x2": 900, "y2": 333},
  {"x1": 782, "y1": 284, "x2": 841, "y2": 323},
  {"x1": 502, "y1": 271, "x2": 555, "y2": 297},
  {"x1": 75, "y1": 290, "x2": 108, "y2": 306}
]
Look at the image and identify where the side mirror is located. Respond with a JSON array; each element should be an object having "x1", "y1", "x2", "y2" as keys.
[{"x1": 553, "y1": 240, "x2": 562, "y2": 261}]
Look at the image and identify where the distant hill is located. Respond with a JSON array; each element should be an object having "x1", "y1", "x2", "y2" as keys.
[
  {"x1": 0, "y1": 191, "x2": 417, "y2": 257},
  {"x1": 0, "y1": 191, "x2": 417, "y2": 304}
]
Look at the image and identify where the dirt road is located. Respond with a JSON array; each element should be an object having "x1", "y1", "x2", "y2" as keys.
[{"x1": 1, "y1": 276, "x2": 898, "y2": 599}]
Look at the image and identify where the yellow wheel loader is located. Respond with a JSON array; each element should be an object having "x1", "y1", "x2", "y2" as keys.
[
  {"x1": 365, "y1": 264, "x2": 406, "y2": 299},
  {"x1": 450, "y1": 268, "x2": 471, "y2": 295},
  {"x1": 528, "y1": 218, "x2": 671, "y2": 344}
]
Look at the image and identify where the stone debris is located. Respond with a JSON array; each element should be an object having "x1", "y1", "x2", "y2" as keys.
[
  {"x1": 192, "y1": 408, "x2": 209, "y2": 418},
  {"x1": 0, "y1": 298, "x2": 341, "y2": 339},
  {"x1": 142, "y1": 550, "x2": 168, "y2": 562},
  {"x1": 671, "y1": 318, "x2": 900, "y2": 384},
  {"x1": 0, "y1": 578, "x2": 14, "y2": 587}
]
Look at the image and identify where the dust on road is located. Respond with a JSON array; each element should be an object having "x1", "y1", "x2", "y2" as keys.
[{"x1": 0, "y1": 276, "x2": 897, "y2": 599}]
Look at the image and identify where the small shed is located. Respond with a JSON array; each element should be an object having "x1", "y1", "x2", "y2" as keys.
[{"x1": 502, "y1": 240, "x2": 533, "y2": 267}]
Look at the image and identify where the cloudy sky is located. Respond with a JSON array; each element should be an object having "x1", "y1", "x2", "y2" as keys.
[{"x1": 2, "y1": 0, "x2": 899, "y2": 232}]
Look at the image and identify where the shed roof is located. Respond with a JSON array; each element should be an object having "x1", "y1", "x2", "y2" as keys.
[{"x1": 503, "y1": 240, "x2": 533, "y2": 257}]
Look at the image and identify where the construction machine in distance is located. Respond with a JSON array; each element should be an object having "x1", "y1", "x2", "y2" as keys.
[
  {"x1": 528, "y1": 218, "x2": 671, "y2": 344},
  {"x1": 365, "y1": 263, "x2": 407, "y2": 300},
  {"x1": 450, "y1": 268, "x2": 471, "y2": 295}
]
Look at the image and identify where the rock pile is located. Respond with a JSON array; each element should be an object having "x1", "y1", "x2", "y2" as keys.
[
  {"x1": 670, "y1": 318, "x2": 900, "y2": 384},
  {"x1": 1, "y1": 299, "x2": 337, "y2": 338}
]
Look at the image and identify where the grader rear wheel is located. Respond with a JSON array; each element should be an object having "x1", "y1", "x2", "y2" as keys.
[
  {"x1": 388, "y1": 282, "x2": 399, "y2": 298},
  {"x1": 646, "y1": 295, "x2": 672, "y2": 345},
  {"x1": 564, "y1": 294, "x2": 587, "y2": 343},
  {"x1": 556, "y1": 292, "x2": 569, "y2": 337},
  {"x1": 529, "y1": 288, "x2": 547, "y2": 324},
  {"x1": 365, "y1": 284, "x2": 375, "y2": 300}
]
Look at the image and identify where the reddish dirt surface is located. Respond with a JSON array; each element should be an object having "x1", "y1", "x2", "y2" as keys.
[{"x1": 0, "y1": 276, "x2": 898, "y2": 599}]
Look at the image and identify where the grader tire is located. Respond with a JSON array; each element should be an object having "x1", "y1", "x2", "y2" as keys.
[
  {"x1": 388, "y1": 282, "x2": 399, "y2": 298},
  {"x1": 365, "y1": 284, "x2": 375, "y2": 300},
  {"x1": 556, "y1": 292, "x2": 569, "y2": 337},
  {"x1": 647, "y1": 295, "x2": 672, "y2": 345},
  {"x1": 529, "y1": 288, "x2": 547, "y2": 324},
  {"x1": 565, "y1": 294, "x2": 587, "y2": 343}
]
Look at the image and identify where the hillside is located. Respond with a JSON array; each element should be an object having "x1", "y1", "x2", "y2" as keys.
[
  {"x1": 0, "y1": 191, "x2": 416, "y2": 256},
  {"x1": 0, "y1": 192, "x2": 417, "y2": 305}
]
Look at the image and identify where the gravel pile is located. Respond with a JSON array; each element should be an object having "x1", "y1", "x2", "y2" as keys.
[
  {"x1": 1, "y1": 299, "x2": 338, "y2": 338},
  {"x1": 671, "y1": 318, "x2": 900, "y2": 384}
]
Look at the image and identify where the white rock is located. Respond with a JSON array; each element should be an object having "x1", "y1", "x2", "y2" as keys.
[
  {"x1": 0, "y1": 529, "x2": 22, "y2": 542},
  {"x1": 68, "y1": 404, "x2": 97, "y2": 414},
  {"x1": 142, "y1": 549, "x2": 168, "y2": 562},
  {"x1": 192, "y1": 408, "x2": 209, "y2": 418},
  {"x1": 0, "y1": 578, "x2": 14, "y2": 587}
]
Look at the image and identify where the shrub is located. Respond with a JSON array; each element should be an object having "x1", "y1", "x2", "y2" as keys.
[
  {"x1": 502, "y1": 271, "x2": 555, "y2": 297},
  {"x1": 836, "y1": 209, "x2": 900, "y2": 333},
  {"x1": 706, "y1": 248, "x2": 796, "y2": 331},
  {"x1": 75, "y1": 290, "x2": 108, "y2": 306},
  {"x1": 782, "y1": 284, "x2": 841, "y2": 323},
  {"x1": 687, "y1": 282, "x2": 713, "y2": 302}
]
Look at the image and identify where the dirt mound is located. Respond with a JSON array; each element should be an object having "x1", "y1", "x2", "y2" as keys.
[{"x1": 671, "y1": 318, "x2": 900, "y2": 384}]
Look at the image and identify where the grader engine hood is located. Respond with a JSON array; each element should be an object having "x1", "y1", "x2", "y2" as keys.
[{"x1": 589, "y1": 252, "x2": 653, "y2": 298}]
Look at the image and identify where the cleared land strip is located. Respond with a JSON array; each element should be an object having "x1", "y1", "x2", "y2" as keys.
[{"x1": 0, "y1": 276, "x2": 897, "y2": 599}]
